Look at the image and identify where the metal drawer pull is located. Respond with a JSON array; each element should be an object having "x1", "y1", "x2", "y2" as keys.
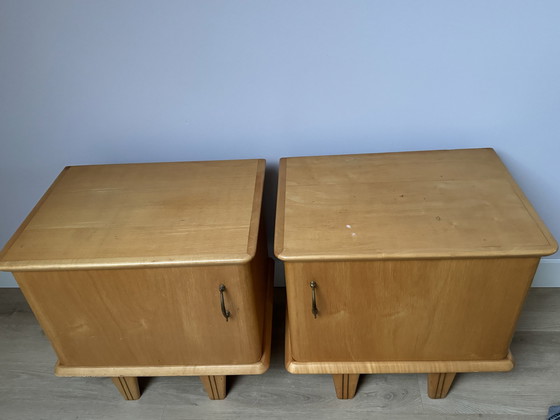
[
  {"x1": 310, "y1": 281, "x2": 318, "y2": 319},
  {"x1": 219, "y1": 284, "x2": 231, "y2": 322}
]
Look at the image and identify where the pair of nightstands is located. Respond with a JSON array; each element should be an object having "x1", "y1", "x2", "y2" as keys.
[{"x1": 0, "y1": 149, "x2": 556, "y2": 401}]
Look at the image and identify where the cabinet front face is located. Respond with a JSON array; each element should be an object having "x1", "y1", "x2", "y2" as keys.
[
  {"x1": 16, "y1": 263, "x2": 266, "y2": 368},
  {"x1": 285, "y1": 258, "x2": 539, "y2": 363}
]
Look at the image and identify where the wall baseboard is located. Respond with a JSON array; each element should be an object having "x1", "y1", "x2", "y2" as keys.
[
  {"x1": 531, "y1": 259, "x2": 560, "y2": 287},
  {"x1": 1, "y1": 258, "x2": 559, "y2": 288}
]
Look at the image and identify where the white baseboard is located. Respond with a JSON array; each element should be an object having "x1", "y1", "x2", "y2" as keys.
[
  {"x1": 1, "y1": 258, "x2": 559, "y2": 288},
  {"x1": 531, "y1": 258, "x2": 560, "y2": 287}
]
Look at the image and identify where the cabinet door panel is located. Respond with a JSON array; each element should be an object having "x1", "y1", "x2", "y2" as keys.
[
  {"x1": 285, "y1": 258, "x2": 538, "y2": 362},
  {"x1": 16, "y1": 264, "x2": 264, "y2": 367}
]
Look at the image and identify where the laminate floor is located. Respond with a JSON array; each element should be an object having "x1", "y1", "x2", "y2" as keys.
[{"x1": 0, "y1": 288, "x2": 559, "y2": 420}]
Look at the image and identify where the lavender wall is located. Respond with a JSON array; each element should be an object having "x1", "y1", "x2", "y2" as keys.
[{"x1": 1, "y1": 1, "x2": 559, "y2": 286}]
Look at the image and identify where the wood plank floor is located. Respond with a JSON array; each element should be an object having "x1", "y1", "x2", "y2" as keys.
[{"x1": 0, "y1": 287, "x2": 559, "y2": 420}]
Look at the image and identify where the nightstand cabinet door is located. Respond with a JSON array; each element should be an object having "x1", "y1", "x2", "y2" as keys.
[
  {"x1": 16, "y1": 263, "x2": 267, "y2": 368},
  {"x1": 285, "y1": 258, "x2": 539, "y2": 363}
]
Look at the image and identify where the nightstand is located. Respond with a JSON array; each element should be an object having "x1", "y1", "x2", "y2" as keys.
[
  {"x1": 0, "y1": 159, "x2": 272, "y2": 400},
  {"x1": 275, "y1": 149, "x2": 557, "y2": 399}
]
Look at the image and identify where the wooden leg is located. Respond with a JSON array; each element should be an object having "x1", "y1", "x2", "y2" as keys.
[
  {"x1": 111, "y1": 376, "x2": 141, "y2": 400},
  {"x1": 332, "y1": 374, "x2": 360, "y2": 399},
  {"x1": 427, "y1": 372, "x2": 457, "y2": 399},
  {"x1": 199, "y1": 375, "x2": 227, "y2": 400}
]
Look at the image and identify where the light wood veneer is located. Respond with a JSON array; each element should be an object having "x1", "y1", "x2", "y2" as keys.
[
  {"x1": 0, "y1": 159, "x2": 271, "y2": 400},
  {"x1": 275, "y1": 148, "x2": 557, "y2": 399}
]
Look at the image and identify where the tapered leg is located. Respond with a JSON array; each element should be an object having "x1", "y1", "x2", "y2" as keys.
[
  {"x1": 112, "y1": 376, "x2": 141, "y2": 400},
  {"x1": 332, "y1": 374, "x2": 360, "y2": 399},
  {"x1": 427, "y1": 372, "x2": 457, "y2": 399},
  {"x1": 200, "y1": 375, "x2": 227, "y2": 400}
]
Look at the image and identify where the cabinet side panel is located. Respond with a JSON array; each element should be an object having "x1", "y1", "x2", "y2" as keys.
[
  {"x1": 285, "y1": 258, "x2": 539, "y2": 363},
  {"x1": 227, "y1": 221, "x2": 269, "y2": 364},
  {"x1": 245, "y1": 220, "x2": 269, "y2": 355},
  {"x1": 284, "y1": 261, "x2": 312, "y2": 361},
  {"x1": 16, "y1": 265, "x2": 264, "y2": 367},
  {"x1": 14, "y1": 273, "x2": 70, "y2": 363}
]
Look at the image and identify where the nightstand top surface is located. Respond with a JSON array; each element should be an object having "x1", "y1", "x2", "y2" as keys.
[
  {"x1": 0, "y1": 159, "x2": 265, "y2": 271},
  {"x1": 275, "y1": 148, "x2": 557, "y2": 261}
]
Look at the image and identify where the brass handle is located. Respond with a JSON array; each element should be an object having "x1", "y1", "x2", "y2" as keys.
[
  {"x1": 219, "y1": 284, "x2": 231, "y2": 322},
  {"x1": 310, "y1": 281, "x2": 318, "y2": 319}
]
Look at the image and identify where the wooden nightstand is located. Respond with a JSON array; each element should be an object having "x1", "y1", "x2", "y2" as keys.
[
  {"x1": 274, "y1": 149, "x2": 557, "y2": 399},
  {"x1": 0, "y1": 159, "x2": 272, "y2": 400}
]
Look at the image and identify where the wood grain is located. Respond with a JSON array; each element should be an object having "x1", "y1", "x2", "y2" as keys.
[
  {"x1": 199, "y1": 375, "x2": 226, "y2": 400},
  {"x1": 275, "y1": 149, "x2": 557, "y2": 261},
  {"x1": 285, "y1": 258, "x2": 538, "y2": 362},
  {"x1": 276, "y1": 149, "x2": 556, "y2": 400},
  {"x1": 332, "y1": 374, "x2": 359, "y2": 399},
  {"x1": 427, "y1": 372, "x2": 456, "y2": 399},
  {"x1": 285, "y1": 313, "x2": 515, "y2": 375},
  {"x1": 0, "y1": 159, "x2": 271, "y2": 404},
  {"x1": 16, "y1": 263, "x2": 265, "y2": 367},
  {"x1": 111, "y1": 376, "x2": 141, "y2": 400},
  {"x1": 54, "y1": 267, "x2": 273, "y2": 377},
  {"x1": 0, "y1": 159, "x2": 266, "y2": 271}
]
